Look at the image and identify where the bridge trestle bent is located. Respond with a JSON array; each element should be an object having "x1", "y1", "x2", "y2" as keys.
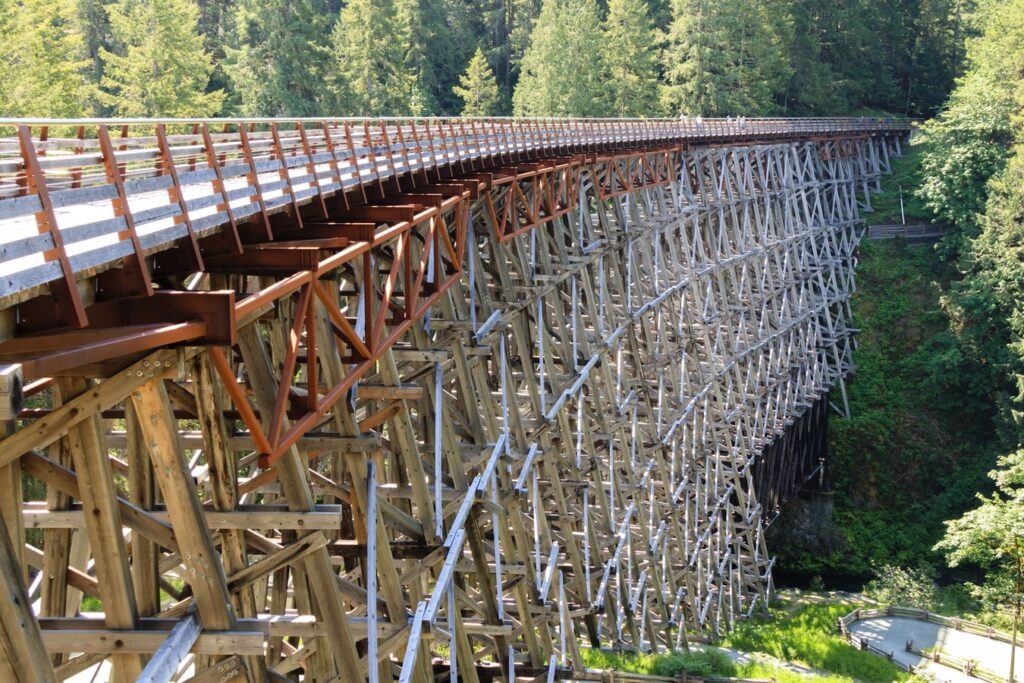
[{"x1": 0, "y1": 121, "x2": 904, "y2": 682}]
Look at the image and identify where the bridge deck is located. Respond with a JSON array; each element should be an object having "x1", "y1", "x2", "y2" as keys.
[{"x1": 0, "y1": 117, "x2": 908, "y2": 313}]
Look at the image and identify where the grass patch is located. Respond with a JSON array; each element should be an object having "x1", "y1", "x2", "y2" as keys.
[
  {"x1": 721, "y1": 601, "x2": 914, "y2": 682},
  {"x1": 580, "y1": 648, "x2": 735, "y2": 678},
  {"x1": 734, "y1": 661, "x2": 853, "y2": 682}
]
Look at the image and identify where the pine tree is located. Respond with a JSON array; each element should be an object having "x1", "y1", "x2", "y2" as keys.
[
  {"x1": 395, "y1": 0, "x2": 438, "y2": 113},
  {"x1": 479, "y1": 0, "x2": 544, "y2": 109},
  {"x1": 661, "y1": 0, "x2": 793, "y2": 116},
  {"x1": 0, "y1": 0, "x2": 93, "y2": 117},
  {"x1": 226, "y1": 0, "x2": 331, "y2": 116},
  {"x1": 99, "y1": 0, "x2": 224, "y2": 117},
  {"x1": 419, "y1": 0, "x2": 483, "y2": 113},
  {"x1": 329, "y1": 0, "x2": 427, "y2": 115},
  {"x1": 77, "y1": 0, "x2": 111, "y2": 91},
  {"x1": 603, "y1": 0, "x2": 661, "y2": 117},
  {"x1": 454, "y1": 47, "x2": 501, "y2": 116},
  {"x1": 512, "y1": 0, "x2": 608, "y2": 116}
]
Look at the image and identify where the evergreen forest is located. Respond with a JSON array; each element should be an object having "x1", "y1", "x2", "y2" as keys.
[{"x1": 0, "y1": 0, "x2": 979, "y2": 119}]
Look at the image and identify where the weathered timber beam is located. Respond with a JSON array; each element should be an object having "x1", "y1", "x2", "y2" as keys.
[
  {"x1": 0, "y1": 348, "x2": 187, "y2": 470},
  {"x1": 21, "y1": 451, "x2": 178, "y2": 551},
  {"x1": 23, "y1": 507, "x2": 345, "y2": 531}
]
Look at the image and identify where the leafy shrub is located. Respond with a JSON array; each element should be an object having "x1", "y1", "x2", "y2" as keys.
[
  {"x1": 864, "y1": 564, "x2": 939, "y2": 610},
  {"x1": 648, "y1": 648, "x2": 735, "y2": 678}
]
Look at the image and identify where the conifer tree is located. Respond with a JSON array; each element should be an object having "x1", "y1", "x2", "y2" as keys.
[
  {"x1": 480, "y1": 0, "x2": 544, "y2": 108},
  {"x1": 661, "y1": 0, "x2": 793, "y2": 116},
  {"x1": 226, "y1": 0, "x2": 331, "y2": 116},
  {"x1": 395, "y1": 0, "x2": 439, "y2": 114},
  {"x1": 454, "y1": 47, "x2": 501, "y2": 116},
  {"x1": 419, "y1": 0, "x2": 481, "y2": 113},
  {"x1": 99, "y1": 0, "x2": 224, "y2": 117},
  {"x1": 329, "y1": 0, "x2": 428, "y2": 115},
  {"x1": 603, "y1": 0, "x2": 661, "y2": 117},
  {"x1": 512, "y1": 0, "x2": 608, "y2": 116},
  {"x1": 0, "y1": 0, "x2": 93, "y2": 116}
]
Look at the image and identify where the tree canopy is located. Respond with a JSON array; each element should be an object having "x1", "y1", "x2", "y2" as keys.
[
  {"x1": 99, "y1": 0, "x2": 224, "y2": 117},
  {"x1": 512, "y1": 0, "x2": 608, "y2": 116},
  {"x1": 0, "y1": 0, "x2": 973, "y2": 118},
  {"x1": 454, "y1": 47, "x2": 501, "y2": 116}
]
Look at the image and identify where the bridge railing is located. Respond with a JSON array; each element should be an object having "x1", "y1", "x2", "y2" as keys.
[{"x1": 0, "y1": 116, "x2": 912, "y2": 315}]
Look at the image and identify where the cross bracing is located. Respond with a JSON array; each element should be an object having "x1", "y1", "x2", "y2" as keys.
[{"x1": 0, "y1": 118, "x2": 908, "y2": 682}]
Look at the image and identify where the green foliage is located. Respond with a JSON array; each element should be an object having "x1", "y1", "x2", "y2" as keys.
[
  {"x1": 418, "y1": 0, "x2": 483, "y2": 114},
  {"x1": 660, "y1": 0, "x2": 793, "y2": 116},
  {"x1": 864, "y1": 565, "x2": 940, "y2": 610},
  {"x1": 585, "y1": 599, "x2": 922, "y2": 682},
  {"x1": 916, "y1": 0, "x2": 1024, "y2": 247},
  {"x1": 454, "y1": 47, "x2": 501, "y2": 116},
  {"x1": 936, "y1": 449, "x2": 1024, "y2": 606},
  {"x1": 99, "y1": 0, "x2": 224, "y2": 117},
  {"x1": 722, "y1": 602, "x2": 915, "y2": 682},
  {"x1": 580, "y1": 647, "x2": 736, "y2": 678},
  {"x1": 328, "y1": 0, "x2": 431, "y2": 115},
  {"x1": 602, "y1": 0, "x2": 661, "y2": 117},
  {"x1": 0, "y1": 0, "x2": 94, "y2": 116},
  {"x1": 512, "y1": 0, "x2": 609, "y2": 116},
  {"x1": 777, "y1": 238, "x2": 1000, "y2": 578},
  {"x1": 0, "y1": 0, "x2": 984, "y2": 118},
  {"x1": 226, "y1": 0, "x2": 332, "y2": 116},
  {"x1": 475, "y1": 0, "x2": 542, "y2": 108}
]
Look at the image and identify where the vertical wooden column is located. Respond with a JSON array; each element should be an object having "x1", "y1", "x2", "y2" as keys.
[
  {"x1": 0, "y1": 508, "x2": 54, "y2": 682},
  {"x1": 237, "y1": 325, "x2": 361, "y2": 680},
  {"x1": 0, "y1": 422, "x2": 23, "y2": 582},
  {"x1": 57, "y1": 377, "x2": 144, "y2": 682},
  {"x1": 129, "y1": 380, "x2": 237, "y2": 628}
]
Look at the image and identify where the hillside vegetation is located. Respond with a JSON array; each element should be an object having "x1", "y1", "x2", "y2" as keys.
[{"x1": 772, "y1": 0, "x2": 1024, "y2": 650}]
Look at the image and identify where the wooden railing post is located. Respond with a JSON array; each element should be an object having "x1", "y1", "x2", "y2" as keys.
[{"x1": 17, "y1": 125, "x2": 87, "y2": 328}]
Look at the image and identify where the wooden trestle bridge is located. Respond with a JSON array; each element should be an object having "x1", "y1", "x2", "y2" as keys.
[{"x1": 0, "y1": 116, "x2": 909, "y2": 682}]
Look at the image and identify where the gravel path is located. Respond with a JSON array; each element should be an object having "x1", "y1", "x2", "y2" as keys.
[{"x1": 850, "y1": 616, "x2": 1024, "y2": 682}]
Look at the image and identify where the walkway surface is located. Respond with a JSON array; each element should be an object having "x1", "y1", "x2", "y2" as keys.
[{"x1": 850, "y1": 616, "x2": 1024, "y2": 682}]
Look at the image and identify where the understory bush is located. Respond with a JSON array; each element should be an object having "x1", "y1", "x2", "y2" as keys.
[{"x1": 863, "y1": 564, "x2": 940, "y2": 610}]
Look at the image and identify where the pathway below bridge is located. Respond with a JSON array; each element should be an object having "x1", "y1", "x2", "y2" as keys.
[{"x1": 850, "y1": 616, "x2": 1024, "y2": 682}]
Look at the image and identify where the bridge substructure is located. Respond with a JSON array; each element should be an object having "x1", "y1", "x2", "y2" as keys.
[{"x1": 0, "y1": 117, "x2": 908, "y2": 682}]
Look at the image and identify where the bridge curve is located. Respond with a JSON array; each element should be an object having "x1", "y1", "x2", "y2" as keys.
[{"x1": 0, "y1": 116, "x2": 909, "y2": 682}]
